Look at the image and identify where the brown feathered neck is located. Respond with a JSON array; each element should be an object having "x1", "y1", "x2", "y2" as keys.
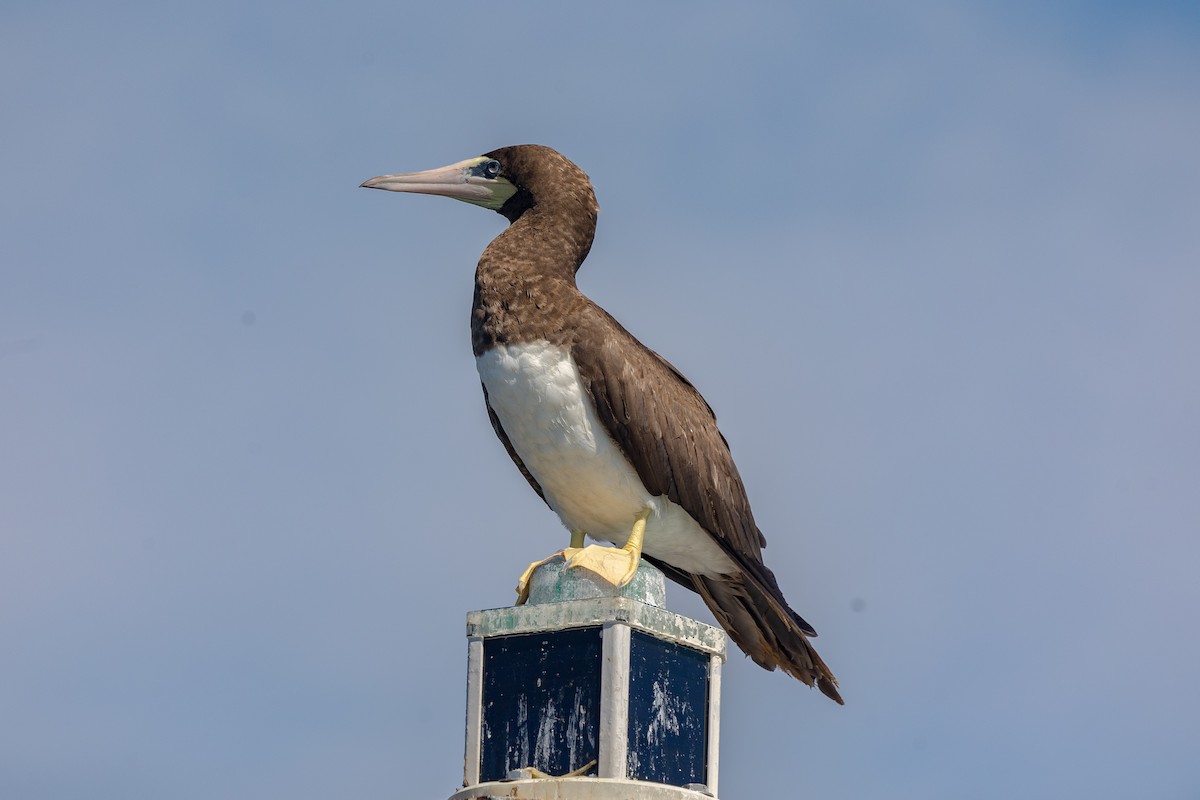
[
  {"x1": 471, "y1": 146, "x2": 599, "y2": 356},
  {"x1": 480, "y1": 145, "x2": 598, "y2": 284}
]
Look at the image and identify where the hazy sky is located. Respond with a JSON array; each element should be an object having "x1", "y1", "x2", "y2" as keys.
[{"x1": 3, "y1": 3, "x2": 1199, "y2": 799}]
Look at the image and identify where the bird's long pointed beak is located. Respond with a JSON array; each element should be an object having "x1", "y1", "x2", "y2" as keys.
[{"x1": 360, "y1": 156, "x2": 517, "y2": 211}]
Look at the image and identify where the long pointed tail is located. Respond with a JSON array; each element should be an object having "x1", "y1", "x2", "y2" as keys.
[{"x1": 692, "y1": 571, "x2": 843, "y2": 704}]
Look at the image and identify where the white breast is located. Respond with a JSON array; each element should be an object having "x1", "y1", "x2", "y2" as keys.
[{"x1": 476, "y1": 341, "x2": 736, "y2": 577}]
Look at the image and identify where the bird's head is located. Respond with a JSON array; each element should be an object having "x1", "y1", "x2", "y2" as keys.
[{"x1": 361, "y1": 144, "x2": 596, "y2": 224}]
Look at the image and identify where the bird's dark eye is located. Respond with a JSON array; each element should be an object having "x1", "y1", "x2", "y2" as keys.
[{"x1": 482, "y1": 159, "x2": 502, "y2": 179}]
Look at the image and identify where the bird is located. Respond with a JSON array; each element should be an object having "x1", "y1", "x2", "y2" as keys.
[{"x1": 361, "y1": 145, "x2": 842, "y2": 704}]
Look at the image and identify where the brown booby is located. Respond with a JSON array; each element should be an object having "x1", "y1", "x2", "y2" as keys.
[{"x1": 362, "y1": 145, "x2": 842, "y2": 703}]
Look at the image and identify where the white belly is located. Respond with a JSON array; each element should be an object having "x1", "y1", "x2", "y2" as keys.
[{"x1": 476, "y1": 341, "x2": 736, "y2": 577}]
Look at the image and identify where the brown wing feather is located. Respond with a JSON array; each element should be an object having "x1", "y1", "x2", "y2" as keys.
[
  {"x1": 572, "y1": 303, "x2": 842, "y2": 703},
  {"x1": 571, "y1": 307, "x2": 763, "y2": 560}
]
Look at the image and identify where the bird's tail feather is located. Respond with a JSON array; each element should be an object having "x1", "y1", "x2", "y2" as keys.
[{"x1": 692, "y1": 572, "x2": 844, "y2": 705}]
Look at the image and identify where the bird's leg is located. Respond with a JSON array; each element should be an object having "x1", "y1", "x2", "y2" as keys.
[
  {"x1": 514, "y1": 530, "x2": 588, "y2": 605},
  {"x1": 565, "y1": 508, "x2": 649, "y2": 588}
]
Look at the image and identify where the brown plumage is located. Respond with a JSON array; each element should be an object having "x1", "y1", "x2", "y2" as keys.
[{"x1": 367, "y1": 144, "x2": 842, "y2": 704}]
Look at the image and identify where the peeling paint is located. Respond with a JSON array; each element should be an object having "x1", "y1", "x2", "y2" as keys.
[{"x1": 468, "y1": 597, "x2": 725, "y2": 658}]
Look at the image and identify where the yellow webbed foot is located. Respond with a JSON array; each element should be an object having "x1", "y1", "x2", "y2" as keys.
[
  {"x1": 564, "y1": 545, "x2": 640, "y2": 587},
  {"x1": 514, "y1": 554, "x2": 557, "y2": 605},
  {"x1": 564, "y1": 508, "x2": 649, "y2": 588},
  {"x1": 515, "y1": 530, "x2": 589, "y2": 605}
]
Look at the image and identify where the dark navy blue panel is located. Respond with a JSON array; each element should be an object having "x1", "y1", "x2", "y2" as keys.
[
  {"x1": 626, "y1": 629, "x2": 709, "y2": 786},
  {"x1": 479, "y1": 627, "x2": 602, "y2": 781}
]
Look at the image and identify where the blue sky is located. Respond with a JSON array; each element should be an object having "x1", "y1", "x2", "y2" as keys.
[{"x1": 3, "y1": 3, "x2": 1199, "y2": 798}]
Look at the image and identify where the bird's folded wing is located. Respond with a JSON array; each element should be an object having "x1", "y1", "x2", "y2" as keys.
[{"x1": 570, "y1": 304, "x2": 768, "y2": 566}]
